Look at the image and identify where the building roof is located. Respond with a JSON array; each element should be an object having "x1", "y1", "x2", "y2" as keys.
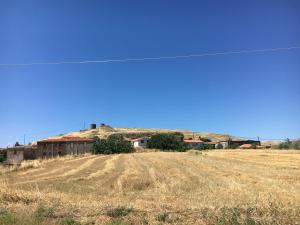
[
  {"x1": 5, "y1": 146, "x2": 37, "y2": 151},
  {"x1": 183, "y1": 139, "x2": 203, "y2": 143},
  {"x1": 239, "y1": 144, "x2": 252, "y2": 148},
  {"x1": 204, "y1": 142, "x2": 218, "y2": 145},
  {"x1": 38, "y1": 136, "x2": 94, "y2": 143}
]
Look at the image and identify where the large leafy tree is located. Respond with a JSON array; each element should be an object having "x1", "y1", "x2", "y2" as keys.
[
  {"x1": 92, "y1": 134, "x2": 133, "y2": 154},
  {"x1": 147, "y1": 133, "x2": 185, "y2": 151}
]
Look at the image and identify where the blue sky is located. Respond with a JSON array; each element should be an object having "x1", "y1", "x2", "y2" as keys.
[{"x1": 0, "y1": 0, "x2": 300, "y2": 147}]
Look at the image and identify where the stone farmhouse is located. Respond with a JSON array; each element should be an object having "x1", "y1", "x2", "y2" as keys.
[
  {"x1": 37, "y1": 136, "x2": 95, "y2": 158},
  {"x1": 3, "y1": 136, "x2": 95, "y2": 165},
  {"x1": 5, "y1": 145, "x2": 36, "y2": 165}
]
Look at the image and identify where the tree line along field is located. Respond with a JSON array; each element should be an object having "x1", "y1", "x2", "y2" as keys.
[{"x1": 0, "y1": 150, "x2": 299, "y2": 225}]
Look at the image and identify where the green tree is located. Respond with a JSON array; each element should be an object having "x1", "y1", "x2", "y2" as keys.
[
  {"x1": 147, "y1": 133, "x2": 185, "y2": 151},
  {"x1": 0, "y1": 152, "x2": 6, "y2": 163},
  {"x1": 93, "y1": 134, "x2": 133, "y2": 154},
  {"x1": 216, "y1": 143, "x2": 223, "y2": 149},
  {"x1": 292, "y1": 141, "x2": 300, "y2": 150}
]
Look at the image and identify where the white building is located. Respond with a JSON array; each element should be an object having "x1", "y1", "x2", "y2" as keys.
[{"x1": 131, "y1": 137, "x2": 150, "y2": 148}]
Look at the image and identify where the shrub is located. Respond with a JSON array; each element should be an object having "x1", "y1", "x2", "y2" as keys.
[
  {"x1": 216, "y1": 143, "x2": 223, "y2": 149},
  {"x1": 293, "y1": 141, "x2": 300, "y2": 149},
  {"x1": 147, "y1": 133, "x2": 186, "y2": 151},
  {"x1": 106, "y1": 220, "x2": 127, "y2": 225},
  {"x1": 60, "y1": 217, "x2": 80, "y2": 225},
  {"x1": 156, "y1": 212, "x2": 169, "y2": 222},
  {"x1": 0, "y1": 152, "x2": 6, "y2": 163},
  {"x1": 229, "y1": 143, "x2": 240, "y2": 149},
  {"x1": 0, "y1": 209, "x2": 14, "y2": 225},
  {"x1": 34, "y1": 204, "x2": 54, "y2": 219},
  {"x1": 200, "y1": 137, "x2": 211, "y2": 142},
  {"x1": 93, "y1": 134, "x2": 134, "y2": 154},
  {"x1": 276, "y1": 139, "x2": 300, "y2": 150},
  {"x1": 106, "y1": 207, "x2": 132, "y2": 218}
]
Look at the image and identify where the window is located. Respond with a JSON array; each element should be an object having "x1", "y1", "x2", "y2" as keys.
[
  {"x1": 14, "y1": 150, "x2": 17, "y2": 155},
  {"x1": 141, "y1": 140, "x2": 144, "y2": 144}
]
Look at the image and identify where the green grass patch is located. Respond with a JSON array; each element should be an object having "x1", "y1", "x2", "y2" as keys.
[
  {"x1": 156, "y1": 212, "x2": 169, "y2": 222},
  {"x1": 106, "y1": 206, "x2": 132, "y2": 218},
  {"x1": 59, "y1": 217, "x2": 80, "y2": 225}
]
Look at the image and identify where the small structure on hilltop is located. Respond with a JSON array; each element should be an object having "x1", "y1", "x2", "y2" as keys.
[
  {"x1": 183, "y1": 139, "x2": 204, "y2": 148},
  {"x1": 37, "y1": 136, "x2": 95, "y2": 158},
  {"x1": 130, "y1": 137, "x2": 150, "y2": 148},
  {"x1": 99, "y1": 123, "x2": 115, "y2": 132},
  {"x1": 90, "y1": 123, "x2": 97, "y2": 129}
]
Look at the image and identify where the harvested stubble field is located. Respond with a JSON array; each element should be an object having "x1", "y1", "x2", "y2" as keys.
[{"x1": 0, "y1": 150, "x2": 300, "y2": 225}]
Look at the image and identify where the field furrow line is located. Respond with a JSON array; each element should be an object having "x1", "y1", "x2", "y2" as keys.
[{"x1": 86, "y1": 154, "x2": 120, "y2": 180}]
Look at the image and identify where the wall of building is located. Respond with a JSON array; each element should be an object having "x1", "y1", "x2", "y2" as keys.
[
  {"x1": 65, "y1": 142, "x2": 93, "y2": 154},
  {"x1": 132, "y1": 139, "x2": 149, "y2": 148},
  {"x1": 37, "y1": 143, "x2": 68, "y2": 158},
  {"x1": 7, "y1": 149, "x2": 24, "y2": 165},
  {"x1": 186, "y1": 142, "x2": 203, "y2": 148},
  {"x1": 37, "y1": 141, "x2": 93, "y2": 158},
  {"x1": 219, "y1": 141, "x2": 229, "y2": 149}
]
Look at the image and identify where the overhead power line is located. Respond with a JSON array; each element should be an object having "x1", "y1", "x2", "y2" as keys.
[{"x1": 0, "y1": 46, "x2": 300, "y2": 67}]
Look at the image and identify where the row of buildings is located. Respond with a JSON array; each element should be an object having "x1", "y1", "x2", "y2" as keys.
[
  {"x1": 128, "y1": 136, "x2": 262, "y2": 149},
  {"x1": 1, "y1": 126, "x2": 264, "y2": 165}
]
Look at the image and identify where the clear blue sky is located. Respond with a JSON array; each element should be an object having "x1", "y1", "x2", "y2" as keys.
[{"x1": 0, "y1": 0, "x2": 300, "y2": 147}]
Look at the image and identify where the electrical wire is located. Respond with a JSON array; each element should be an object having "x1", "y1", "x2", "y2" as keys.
[{"x1": 0, "y1": 46, "x2": 299, "y2": 67}]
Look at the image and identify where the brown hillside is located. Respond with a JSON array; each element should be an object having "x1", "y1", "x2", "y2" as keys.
[{"x1": 44, "y1": 126, "x2": 238, "y2": 142}]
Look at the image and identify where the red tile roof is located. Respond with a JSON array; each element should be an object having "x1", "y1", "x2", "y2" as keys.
[
  {"x1": 184, "y1": 139, "x2": 203, "y2": 143},
  {"x1": 239, "y1": 144, "x2": 252, "y2": 148},
  {"x1": 38, "y1": 136, "x2": 94, "y2": 143}
]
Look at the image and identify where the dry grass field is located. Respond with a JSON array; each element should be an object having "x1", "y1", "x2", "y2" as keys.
[{"x1": 0, "y1": 150, "x2": 300, "y2": 225}]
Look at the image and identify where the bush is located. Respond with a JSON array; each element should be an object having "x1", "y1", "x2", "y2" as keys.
[
  {"x1": 106, "y1": 207, "x2": 132, "y2": 218},
  {"x1": 60, "y1": 217, "x2": 80, "y2": 225},
  {"x1": 34, "y1": 204, "x2": 54, "y2": 219},
  {"x1": 0, "y1": 152, "x2": 6, "y2": 163},
  {"x1": 156, "y1": 212, "x2": 169, "y2": 222},
  {"x1": 147, "y1": 133, "x2": 186, "y2": 151},
  {"x1": 92, "y1": 134, "x2": 134, "y2": 154},
  {"x1": 0, "y1": 209, "x2": 14, "y2": 225},
  {"x1": 216, "y1": 143, "x2": 223, "y2": 149},
  {"x1": 277, "y1": 140, "x2": 300, "y2": 150},
  {"x1": 293, "y1": 141, "x2": 300, "y2": 149},
  {"x1": 229, "y1": 143, "x2": 240, "y2": 149}
]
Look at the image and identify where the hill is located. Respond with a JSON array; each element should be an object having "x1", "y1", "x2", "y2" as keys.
[{"x1": 45, "y1": 125, "x2": 239, "y2": 142}]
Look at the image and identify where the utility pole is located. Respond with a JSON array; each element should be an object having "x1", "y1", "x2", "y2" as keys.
[{"x1": 23, "y1": 134, "x2": 26, "y2": 145}]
